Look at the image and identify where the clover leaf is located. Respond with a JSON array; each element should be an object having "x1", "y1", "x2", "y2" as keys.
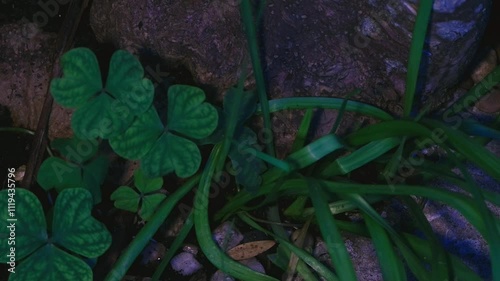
[
  {"x1": 199, "y1": 87, "x2": 266, "y2": 192},
  {"x1": 0, "y1": 188, "x2": 111, "y2": 281},
  {"x1": 110, "y1": 85, "x2": 218, "y2": 178},
  {"x1": 228, "y1": 127, "x2": 267, "y2": 193},
  {"x1": 110, "y1": 169, "x2": 166, "y2": 221},
  {"x1": 37, "y1": 137, "x2": 109, "y2": 204},
  {"x1": 50, "y1": 48, "x2": 154, "y2": 139}
]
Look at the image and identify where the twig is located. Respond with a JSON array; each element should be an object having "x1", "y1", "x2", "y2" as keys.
[{"x1": 21, "y1": 0, "x2": 90, "y2": 189}]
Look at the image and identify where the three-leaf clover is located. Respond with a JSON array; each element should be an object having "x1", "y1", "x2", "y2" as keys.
[
  {"x1": 37, "y1": 137, "x2": 108, "y2": 204},
  {"x1": 228, "y1": 127, "x2": 267, "y2": 192},
  {"x1": 201, "y1": 87, "x2": 266, "y2": 192},
  {"x1": 110, "y1": 169, "x2": 166, "y2": 221},
  {"x1": 110, "y1": 85, "x2": 218, "y2": 178},
  {"x1": 50, "y1": 47, "x2": 154, "y2": 139},
  {"x1": 0, "y1": 188, "x2": 111, "y2": 281}
]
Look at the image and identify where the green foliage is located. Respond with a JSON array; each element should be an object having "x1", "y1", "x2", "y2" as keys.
[
  {"x1": 202, "y1": 1, "x2": 500, "y2": 280},
  {"x1": 50, "y1": 48, "x2": 154, "y2": 139},
  {"x1": 110, "y1": 169, "x2": 166, "y2": 221},
  {"x1": 36, "y1": 137, "x2": 108, "y2": 204},
  {"x1": 0, "y1": 188, "x2": 111, "y2": 281},
  {"x1": 110, "y1": 85, "x2": 218, "y2": 178},
  {"x1": 228, "y1": 127, "x2": 267, "y2": 192},
  {"x1": 23, "y1": 1, "x2": 500, "y2": 279},
  {"x1": 201, "y1": 87, "x2": 267, "y2": 192}
]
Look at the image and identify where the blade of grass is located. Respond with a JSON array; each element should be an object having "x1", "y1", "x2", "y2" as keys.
[
  {"x1": 193, "y1": 144, "x2": 278, "y2": 281},
  {"x1": 422, "y1": 118, "x2": 500, "y2": 181},
  {"x1": 257, "y1": 97, "x2": 393, "y2": 121},
  {"x1": 403, "y1": 0, "x2": 433, "y2": 117},
  {"x1": 237, "y1": 144, "x2": 292, "y2": 171},
  {"x1": 240, "y1": 0, "x2": 289, "y2": 242},
  {"x1": 382, "y1": 137, "x2": 407, "y2": 179},
  {"x1": 319, "y1": 137, "x2": 400, "y2": 177},
  {"x1": 217, "y1": 175, "x2": 493, "y2": 237},
  {"x1": 287, "y1": 133, "x2": 344, "y2": 170},
  {"x1": 218, "y1": 64, "x2": 247, "y2": 172},
  {"x1": 443, "y1": 65, "x2": 500, "y2": 117},
  {"x1": 363, "y1": 213, "x2": 407, "y2": 281},
  {"x1": 302, "y1": 195, "x2": 387, "y2": 218},
  {"x1": 284, "y1": 108, "x2": 315, "y2": 222},
  {"x1": 255, "y1": 133, "x2": 344, "y2": 183},
  {"x1": 284, "y1": 218, "x2": 311, "y2": 281},
  {"x1": 307, "y1": 179, "x2": 357, "y2": 281},
  {"x1": 240, "y1": 0, "x2": 274, "y2": 157},
  {"x1": 268, "y1": 245, "x2": 318, "y2": 281},
  {"x1": 290, "y1": 108, "x2": 314, "y2": 152},
  {"x1": 455, "y1": 161, "x2": 500, "y2": 281},
  {"x1": 321, "y1": 181, "x2": 493, "y2": 237},
  {"x1": 402, "y1": 233, "x2": 484, "y2": 281},
  {"x1": 459, "y1": 119, "x2": 500, "y2": 139},
  {"x1": 330, "y1": 89, "x2": 362, "y2": 134},
  {"x1": 345, "y1": 194, "x2": 431, "y2": 281},
  {"x1": 400, "y1": 197, "x2": 451, "y2": 280},
  {"x1": 344, "y1": 120, "x2": 433, "y2": 146},
  {"x1": 267, "y1": 178, "x2": 491, "y2": 236},
  {"x1": 151, "y1": 211, "x2": 194, "y2": 281}
]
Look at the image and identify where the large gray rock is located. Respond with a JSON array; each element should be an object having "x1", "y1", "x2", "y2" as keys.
[
  {"x1": 89, "y1": 0, "x2": 491, "y2": 159},
  {"x1": 90, "y1": 0, "x2": 491, "y2": 114}
]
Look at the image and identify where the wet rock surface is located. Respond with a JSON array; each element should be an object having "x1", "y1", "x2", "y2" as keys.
[
  {"x1": 89, "y1": 0, "x2": 492, "y2": 158},
  {"x1": 90, "y1": 0, "x2": 491, "y2": 113},
  {"x1": 0, "y1": 22, "x2": 73, "y2": 139}
]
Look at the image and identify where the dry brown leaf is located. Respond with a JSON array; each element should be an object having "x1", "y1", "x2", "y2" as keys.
[{"x1": 226, "y1": 240, "x2": 276, "y2": 261}]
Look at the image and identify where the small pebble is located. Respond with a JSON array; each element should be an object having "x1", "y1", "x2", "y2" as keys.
[
  {"x1": 212, "y1": 221, "x2": 243, "y2": 251},
  {"x1": 170, "y1": 252, "x2": 202, "y2": 276}
]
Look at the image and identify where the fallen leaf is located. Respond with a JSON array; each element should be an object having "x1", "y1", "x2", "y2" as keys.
[{"x1": 226, "y1": 240, "x2": 276, "y2": 261}]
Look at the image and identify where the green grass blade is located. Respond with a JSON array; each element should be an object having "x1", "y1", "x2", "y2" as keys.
[
  {"x1": 363, "y1": 213, "x2": 407, "y2": 281},
  {"x1": 400, "y1": 197, "x2": 450, "y2": 280},
  {"x1": 237, "y1": 144, "x2": 292, "y2": 171},
  {"x1": 382, "y1": 137, "x2": 407, "y2": 179},
  {"x1": 240, "y1": 0, "x2": 275, "y2": 157},
  {"x1": 403, "y1": 0, "x2": 433, "y2": 117},
  {"x1": 151, "y1": 211, "x2": 194, "y2": 281},
  {"x1": 307, "y1": 179, "x2": 357, "y2": 281},
  {"x1": 287, "y1": 134, "x2": 344, "y2": 170},
  {"x1": 443, "y1": 65, "x2": 500, "y2": 116},
  {"x1": 403, "y1": 233, "x2": 483, "y2": 281},
  {"x1": 285, "y1": 107, "x2": 315, "y2": 217},
  {"x1": 268, "y1": 246, "x2": 318, "y2": 281},
  {"x1": 257, "y1": 97, "x2": 393, "y2": 121},
  {"x1": 344, "y1": 120, "x2": 432, "y2": 146},
  {"x1": 256, "y1": 133, "x2": 344, "y2": 183},
  {"x1": 302, "y1": 195, "x2": 387, "y2": 218},
  {"x1": 459, "y1": 119, "x2": 500, "y2": 139},
  {"x1": 456, "y1": 163, "x2": 500, "y2": 281},
  {"x1": 290, "y1": 108, "x2": 314, "y2": 153},
  {"x1": 422, "y1": 118, "x2": 500, "y2": 181},
  {"x1": 319, "y1": 181, "x2": 489, "y2": 236},
  {"x1": 330, "y1": 89, "x2": 362, "y2": 134},
  {"x1": 267, "y1": 178, "x2": 489, "y2": 236},
  {"x1": 219, "y1": 68, "x2": 246, "y2": 172},
  {"x1": 345, "y1": 194, "x2": 431, "y2": 281},
  {"x1": 193, "y1": 144, "x2": 278, "y2": 281},
  {"x1": 319, "y1": 137, "x2": 400, "y2": 177},
  {"x1": 104, "y1": 175, "x2": 200, "y2": 281}
]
